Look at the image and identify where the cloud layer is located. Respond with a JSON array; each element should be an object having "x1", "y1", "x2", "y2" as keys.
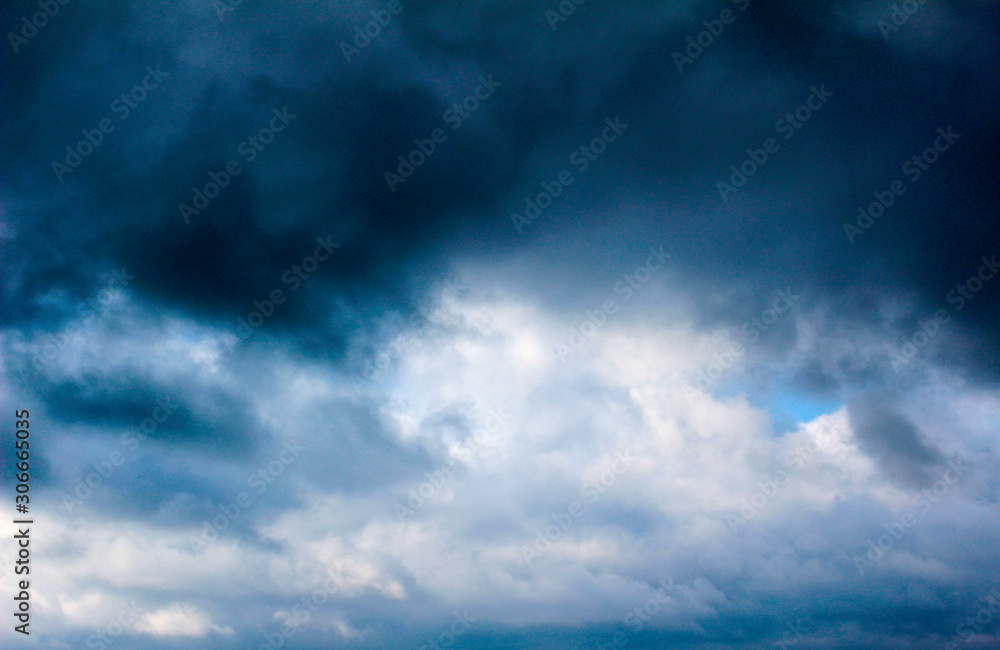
[{"x1": 2, "y1": 0, "x2": 999, "y2": 647}]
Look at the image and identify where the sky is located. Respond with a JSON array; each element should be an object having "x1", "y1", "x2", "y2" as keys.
[{"x1": 1, "y1": 0, "x2": 999, "y2": 648}]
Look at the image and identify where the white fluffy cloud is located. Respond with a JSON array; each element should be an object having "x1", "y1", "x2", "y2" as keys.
[{"x1": 2, "y1": 285, "x2": 982, "y2": 645}]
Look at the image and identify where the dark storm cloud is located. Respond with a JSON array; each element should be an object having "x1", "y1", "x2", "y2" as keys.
[
  {"x1": 847, "y1": 395, "x2": 946, "y2": 487},
  {"x1": 21, "y1": 354, "x2": 265, "y2": 454},
  {"x1": 454, "y1": 0, "x2": 1000, "y2": 382},
  {"x1": 2, "y1": 1, "x2": 998, "y2": 391},
  {"x1": 2, "y1": 2, "x2": 1000, "y2": 648}
]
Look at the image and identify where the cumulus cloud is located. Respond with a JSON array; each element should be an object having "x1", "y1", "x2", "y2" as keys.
[
  {"x1": 134, "y1": 603, "x2": 235, "y2": 637},
  {"x1": 1, "y1": 0, "x2": 999, "y2": 647}
]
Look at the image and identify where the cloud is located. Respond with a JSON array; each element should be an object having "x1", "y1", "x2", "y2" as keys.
[
  {"x1": 848, "y1": 395, "x2": 947, "y2": 488},
  {"x1": 135, "y1": 603, "x2": 235, "y2": 638},
  {"x1": 2, "y1": 0, "x2": 999, "y2": 647}
]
